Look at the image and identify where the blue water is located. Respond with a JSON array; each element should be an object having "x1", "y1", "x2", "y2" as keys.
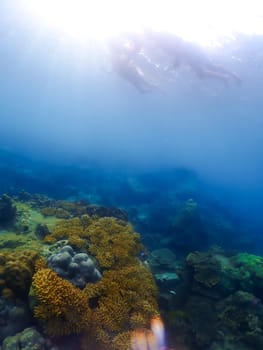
[
  {"x1": 0, "y1": 6, "x2": 263, "y2": 228},
  {"x1": 0, "y1": 5, "x2": 263, "y2": 249}
]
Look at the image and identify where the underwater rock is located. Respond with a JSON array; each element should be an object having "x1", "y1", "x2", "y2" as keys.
[
  {"x1": 41, "y1": 240, "x2": 69, "y2": 257},
  {"x1": 17, "y1": 193, "x2": 53, "y2": 209},
  {"x1": 2, "y1": 327, "x2": 59, "y2": 350},
  {"x1": 0, "y1": 195, "x2": 16, "y2": 226},
  {"x1": 47, "y1": 245, "x2": 101, "y2": 288},
  {"x1": 155, "y1": 272, "x2": 180, "y2": 310},
  {"x1": 0, "y1": 298, "x2": 32, "y2": 343},
  {"x1": 149, "y1": 248, "x2": 177, "y2": 272},
  {"x1": 185, "y1": 249, "x2": 263, "y2": 300},
  {"x1": 148, "y1": 248, "x2": 181, "y2": 311},
  {"x1": 186, "y1": 296, "x2": 217, "y2": 348},
  {"x1": 40, "y1": 207, "x2": 70, "y2": 219},
  {"x1": 16, "y1": 190, "x2": 32, "y2": 202},
  {"x1": 85, "y1": 204, "x2": 128, "y2": 221},
  {"x1": 162, "y1": 249, "x2": 263, "y2": 350},
  {"x1": 215, "y1": 291, "x2": 263, "y2": 350},
  {"x1": 13, "y1": 202, "x2": 31, "y2": 233},
  {"x1": 170, "y1": 199, "x2": 209, "y2": 255},
  {"x1": 186, "y1": 251, "x2": 222, "y2": 288},
  {"x1": 34, "y1": 223, "x2": 50, "y2": 240},
  {"x1": 40, "y1": 200, "x2": 128, "y2": 221},
  {"x1": 155, "y1": 272, "x2": 179, "y2": 289}
]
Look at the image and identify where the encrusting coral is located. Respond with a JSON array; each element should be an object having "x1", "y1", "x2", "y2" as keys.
[
  {"x1": 186, "y1": 251, "x2": 222, "y2": 288},
  {"x1": 0, "y1": 249, "x2": 39, "y2": 298}
]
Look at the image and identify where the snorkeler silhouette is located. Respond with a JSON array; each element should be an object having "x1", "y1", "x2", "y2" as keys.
[
  {"x1": 143, "y1": 30, "x2": 242, "y2": 86},
  {"x1": 107, "y1": 36, "x2": 159, "y2": 94}
]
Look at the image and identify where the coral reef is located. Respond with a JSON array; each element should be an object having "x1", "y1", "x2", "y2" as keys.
[
  {"x1": 40, "y1": 200, "x2": 128, "y2": 221},
  {"x1": 44, "y1": 216, "x2": 143, "y2": 269},
  {"x1": 210, "y1": 291, "x2": 263, "y2": 350},
  {"x1": 80, "y1": 218, "x2": 158, "y2": 349},
  {"x1": 161, "y1": 249, "x2": 263, "y2": 350},
  {"x1": 38, "y1": 216, "x2": 159, "y2": 349},
  {"x1": 3, "y1": 191, "x2": 259, "y2": 350},
  {"x1": 229, "y1": 253, "x2": 263, "y2": 296},
  {"x1": 185, "y1": 250, "x2": 263, "y2": 300}
]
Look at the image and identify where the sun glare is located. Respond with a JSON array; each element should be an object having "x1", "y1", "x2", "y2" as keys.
[{"x1": 23, "y1": 0, "x2": 263, "y2": 45}]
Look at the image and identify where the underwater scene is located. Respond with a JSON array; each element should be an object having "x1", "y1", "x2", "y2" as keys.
[{"x1": 1, "y1": 1, "x2": 263, "y2": 349}]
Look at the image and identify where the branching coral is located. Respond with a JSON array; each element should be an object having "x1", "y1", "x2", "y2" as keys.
[
  {"x1": 44, "y1": 216, "x2": 143, "y2": 268},
  {"x1": 44, "y1": 217, "x2": 91, "y2": 249},
  {"x1": 44, "y1": 218, "x2": 91, "y2": 248},
  {"x1": 85, "y1": 217, "x2": 143, "y2": 269},
  {"x1": 82, "y1": 264, "x2": 159, "y2": 349},
  {"x1": 32, "y1": 267, "x2": 91, "y2": 337},
  {"x1": 41, "y1": 215, "x2": 159, "y2": 348}
]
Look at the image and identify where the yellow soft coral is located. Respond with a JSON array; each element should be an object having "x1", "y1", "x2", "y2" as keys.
[{"x1": 32, "y1": 268, "x2": 91, "y2": 337}]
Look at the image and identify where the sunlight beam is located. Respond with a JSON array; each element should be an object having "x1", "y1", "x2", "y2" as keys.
[{"x1": 23, "y1": 0, "x2": 263, "y2": 45}]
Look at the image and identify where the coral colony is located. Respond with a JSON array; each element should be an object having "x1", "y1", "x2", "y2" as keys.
[{"x1": 1, "y1": 193, "x2": 263, "y2": 350}]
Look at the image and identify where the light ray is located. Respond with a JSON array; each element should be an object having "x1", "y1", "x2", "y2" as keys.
[{"x1": 23, "y1": 0, "x2": 263, "y2": 45}]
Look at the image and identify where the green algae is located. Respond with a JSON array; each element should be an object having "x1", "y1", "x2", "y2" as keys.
[
  {"x1": 14, "y1": 201, "x2": 62, "y2": 234},
  {"x1": 0, "y1": 201, "x2": 62, "y2": 252}
]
